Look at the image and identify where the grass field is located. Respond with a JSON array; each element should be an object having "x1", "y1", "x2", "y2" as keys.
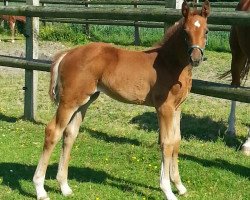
[{"x1": 0, "y1": 41, "x2": 249, "y2": 200}]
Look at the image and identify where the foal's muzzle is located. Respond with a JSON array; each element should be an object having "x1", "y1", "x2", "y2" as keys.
[{"x1": 188, "y1": 45, "x2": 204, "y2": 67}]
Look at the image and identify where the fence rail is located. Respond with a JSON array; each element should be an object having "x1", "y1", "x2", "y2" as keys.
[
  {"x1": 0, "y1": 55, "x2": 249, "y2": 103},
  {"x1": 2, "y1": 0, "x2": 239, "y2": 8},
  {"x1": 1, "y1": 6, "x2": 250, "y2": 25},
  {"x1": 40, "y1": 18, "x2": 232, "y2": 31},
  {"x1": 0, "y1": 1, "x2": 249, "y2": 120}
]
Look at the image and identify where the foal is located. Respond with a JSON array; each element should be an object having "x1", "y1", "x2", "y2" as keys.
[
  {"x1": 33, "y1": 1, "x2": 210, "y2": 199},
  {"x1": 222, "y1": 0, "x2": 250, "y2": 155},
  {"x1": 0, "y1": 15, "x2": 26, "y2": 43}
]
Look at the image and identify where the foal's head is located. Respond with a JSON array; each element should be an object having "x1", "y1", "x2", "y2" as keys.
[{"x1": 182, "y1": 0, "x2": 210, "y2": 67}]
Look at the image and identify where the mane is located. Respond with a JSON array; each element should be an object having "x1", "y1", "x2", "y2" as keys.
[{"x1": 156, "y1": 18, "x2": 184, "y2": 47}]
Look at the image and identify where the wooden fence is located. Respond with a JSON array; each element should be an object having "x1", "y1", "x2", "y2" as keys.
[
  {"x1": 1, "y1": 0, "x2": 237, "y2": 44},
  {"x1": 0, "y1": 0, "x2": 249, "y2": 121},
  {"x1": 2, "y1": 0, "x2": 239, "y2": 7}
]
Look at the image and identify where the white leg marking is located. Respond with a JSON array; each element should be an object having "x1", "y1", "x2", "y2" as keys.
[
  {"x1": 227, "y1": 101, "x2": 236, "y2": 136},
  {"x1": 176, "y1": 183, "x2": 187, "y2": 195},
  {"x1": 242, "y1": 128, "x2": 250, "y2": 156},
  {"x1": 160, "y1": 162, "x2": 178, "y2": 200},
  {"x1": 33, "y1": 175, "x2": 50, "y2": 200},
  {"x1": 60, "y1": 182, "x2": 73, "y2": 196}
]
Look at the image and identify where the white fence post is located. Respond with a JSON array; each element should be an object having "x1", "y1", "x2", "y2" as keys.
[
  {"x1": 24, "y1": 0, "x2": 39, "y2": 121},
  {"x1": 134, "y1": 0, "x2": 140, "y2": 46},
  {"x1": 164, "y1": 0, "x2": 183, "y2": 32},
  {"x1": 165, "y1": 0, "x2": 184, "y2": 10}
]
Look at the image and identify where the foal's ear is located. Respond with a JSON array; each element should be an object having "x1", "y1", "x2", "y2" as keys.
[
  {"x1": 182, "y1": 0, "x2": 189, "y2": 18},
  {"x1": 201, "y1": 0, "x2": 211, "y2": 18}
]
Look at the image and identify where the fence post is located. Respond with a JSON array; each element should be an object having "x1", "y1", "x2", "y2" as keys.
[
  {"x1": 165, "y1": 0, "x2": 183, "y2": 32},
  {"x1": 134, "y1": 1, "x2": 140, "y2": 46},
  {"x1": 3, "y1": 0, "x2": 8, "y2": 28},
  {"x1": 84, "y1": 0, "x2": 90, "y2": 37},
  {"x1": 41, "y1": 2, "x2": 46, "y2": 26},
  {"x1": 24, "y1": 0, "x2": 39, "y2": 121},
  {"x1": 3, "y1": 0, "x2": 8, "y2": 6}
]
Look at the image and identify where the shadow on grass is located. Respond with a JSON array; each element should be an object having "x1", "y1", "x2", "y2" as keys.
[
  {"x1": 0, "y1": 112, "x2": 45, "y2": 126},
  {"x1": 181, "y1": 154, "x2": 250, "y2": 180},
  {"x1": 82, "y1": 127, "x2": 141, "y2": 146},
  {"x1": 0, "y1": 162, "x2": 159, "y2": 199},
  {"x1": 1, "y1": 158, "x2": 249, "y2": 199},
  {"x1": 130, "y1": 112, "x2": 243, "y2": 149},
  {"x1": 0, "y1": 112, "x2": 19, "y2": 123}
]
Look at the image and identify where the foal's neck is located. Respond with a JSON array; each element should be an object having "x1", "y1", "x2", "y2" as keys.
[{"x1": 160, "y1": 25, "x2": 190, "y2": 71}]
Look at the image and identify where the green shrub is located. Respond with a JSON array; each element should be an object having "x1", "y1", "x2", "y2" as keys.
[
  {"x1": 39, "y1": 23, "x2": 88, "y2": 45},
  {"x1": 39, "y1": 23, "x2": 231, "y2": 53},
  {"x1": 206, "y1": 31, "x2": 230, "y2": 52}
]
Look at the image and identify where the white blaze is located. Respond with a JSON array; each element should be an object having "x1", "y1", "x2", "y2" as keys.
[{"x1": 194, "y1": 20, "x2": 201, "y2": 28}]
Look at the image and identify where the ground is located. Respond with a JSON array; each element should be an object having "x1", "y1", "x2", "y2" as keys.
[
  {"x1": 0, "y1": 40, "x2": 69, "y2": 73},
  {"x1": 0, "y1": 39, "x2": 249, "y2": 200}
]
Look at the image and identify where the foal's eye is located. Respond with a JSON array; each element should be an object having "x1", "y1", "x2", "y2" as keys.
[{"x1": 205, "y1": 29, "x2": 209, "y2": 35}]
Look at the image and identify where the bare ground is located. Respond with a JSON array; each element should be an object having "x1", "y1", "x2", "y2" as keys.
[{"x1": 0, "y1": 40, "x2": 70, "y2": 74}]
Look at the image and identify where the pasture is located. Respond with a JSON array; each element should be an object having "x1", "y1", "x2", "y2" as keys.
[{"x1": 0, "y1": 40, "x2": 249, "y2": 199}]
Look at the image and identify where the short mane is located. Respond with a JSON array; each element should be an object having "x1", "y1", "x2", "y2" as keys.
[{"x1": 157, "y1": 18, "x2": 184, "y2": 46}]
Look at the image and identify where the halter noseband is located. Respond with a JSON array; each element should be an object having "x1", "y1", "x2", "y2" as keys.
[{"x1": 187, "y1": 45, "x2": 205, "y2": 56}]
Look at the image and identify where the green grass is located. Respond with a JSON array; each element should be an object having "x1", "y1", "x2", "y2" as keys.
[
  {"x1": 37, "y1": 23, "x2": 230, "y2": 52},
  {"x1": 0, "y1": 21, "x2": 231, "y2": 52},
  {"x1": 0, "y1": 48, "x2": 249, "y2": 199}
]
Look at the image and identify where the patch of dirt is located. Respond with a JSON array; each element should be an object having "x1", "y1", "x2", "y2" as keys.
[{"x1": 0, "y1": 40, "x2": 70, "y2": 74}]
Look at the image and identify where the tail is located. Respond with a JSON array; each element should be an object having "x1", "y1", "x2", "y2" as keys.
[
  {"x1": 219, "y1": 59, "x2": 250, "y2": 85},
  {"x1": 49, "y1": 51, "x2": 68, "y2": 104}
]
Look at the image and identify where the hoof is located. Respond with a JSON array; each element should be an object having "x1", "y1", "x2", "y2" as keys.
[
  {"x1": 62, "y1": 189, "x2": 73, "y2": 197},
  {"x1": 242, "y1": 146, "x2": 250, "y2": 156},
  {"x1": 164, "y1": 191, "x2": 178, "y2": 200},
  {"x1": 176, "y1": 183, "x2": 187, "y2": 196},
  {"x1": 178, "y1": 187, "x2": 187, "y2": 196},
  {"x1": 37, "y1": 196, "x2": 50, "y2": 200},
  {"x1": 61, "y1": 183, "x2": 73, "y2": 197}
]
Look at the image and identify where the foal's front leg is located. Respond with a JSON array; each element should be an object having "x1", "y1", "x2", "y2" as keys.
[
  {"x1": 157, "y1": 104, "x2": 184, "y2": 200},
  {"x1": 170, "y1": 109, "x2": 187, "y2": 195}
]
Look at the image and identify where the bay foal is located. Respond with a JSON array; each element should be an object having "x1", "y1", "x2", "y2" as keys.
[
  {"x1": 33, "y1": 1, "x2": 210, "y2": 199},
  {"x1": 0, "y1": 15, "x2": 26, "y2": 43},
  {"x1": 224, "y1": 0, "x2": 250, "y2": 155}
]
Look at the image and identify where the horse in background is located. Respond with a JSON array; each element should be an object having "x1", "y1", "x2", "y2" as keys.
[
  {"x1": 221, "y1": 0, "x2": 250, "y2": 155},
  {"x1": 0, "y1": 15, "x2": 26, "y2": 43},
  {"x1": 33, "y1": 1, "x2": 210, "y2": 200}
]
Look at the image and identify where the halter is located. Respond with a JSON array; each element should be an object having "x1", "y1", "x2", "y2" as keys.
[
  {"x1": 187, "y1": 45, "x2": 205, "y2": 56},
  {"x1": 186, "y1": 32, "x2": 208, "y2": 57}
]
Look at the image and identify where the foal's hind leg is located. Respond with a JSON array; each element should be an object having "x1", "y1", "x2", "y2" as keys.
[
  {"x1": 33, "y1": 104, "x2": 79, "y2": 200},
  {"x1": 56, "y1": 111, "x2": 82, "y2": 196},
  {"x1": 56, "y1": 92, "x2": 100, "y2": 196}
]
